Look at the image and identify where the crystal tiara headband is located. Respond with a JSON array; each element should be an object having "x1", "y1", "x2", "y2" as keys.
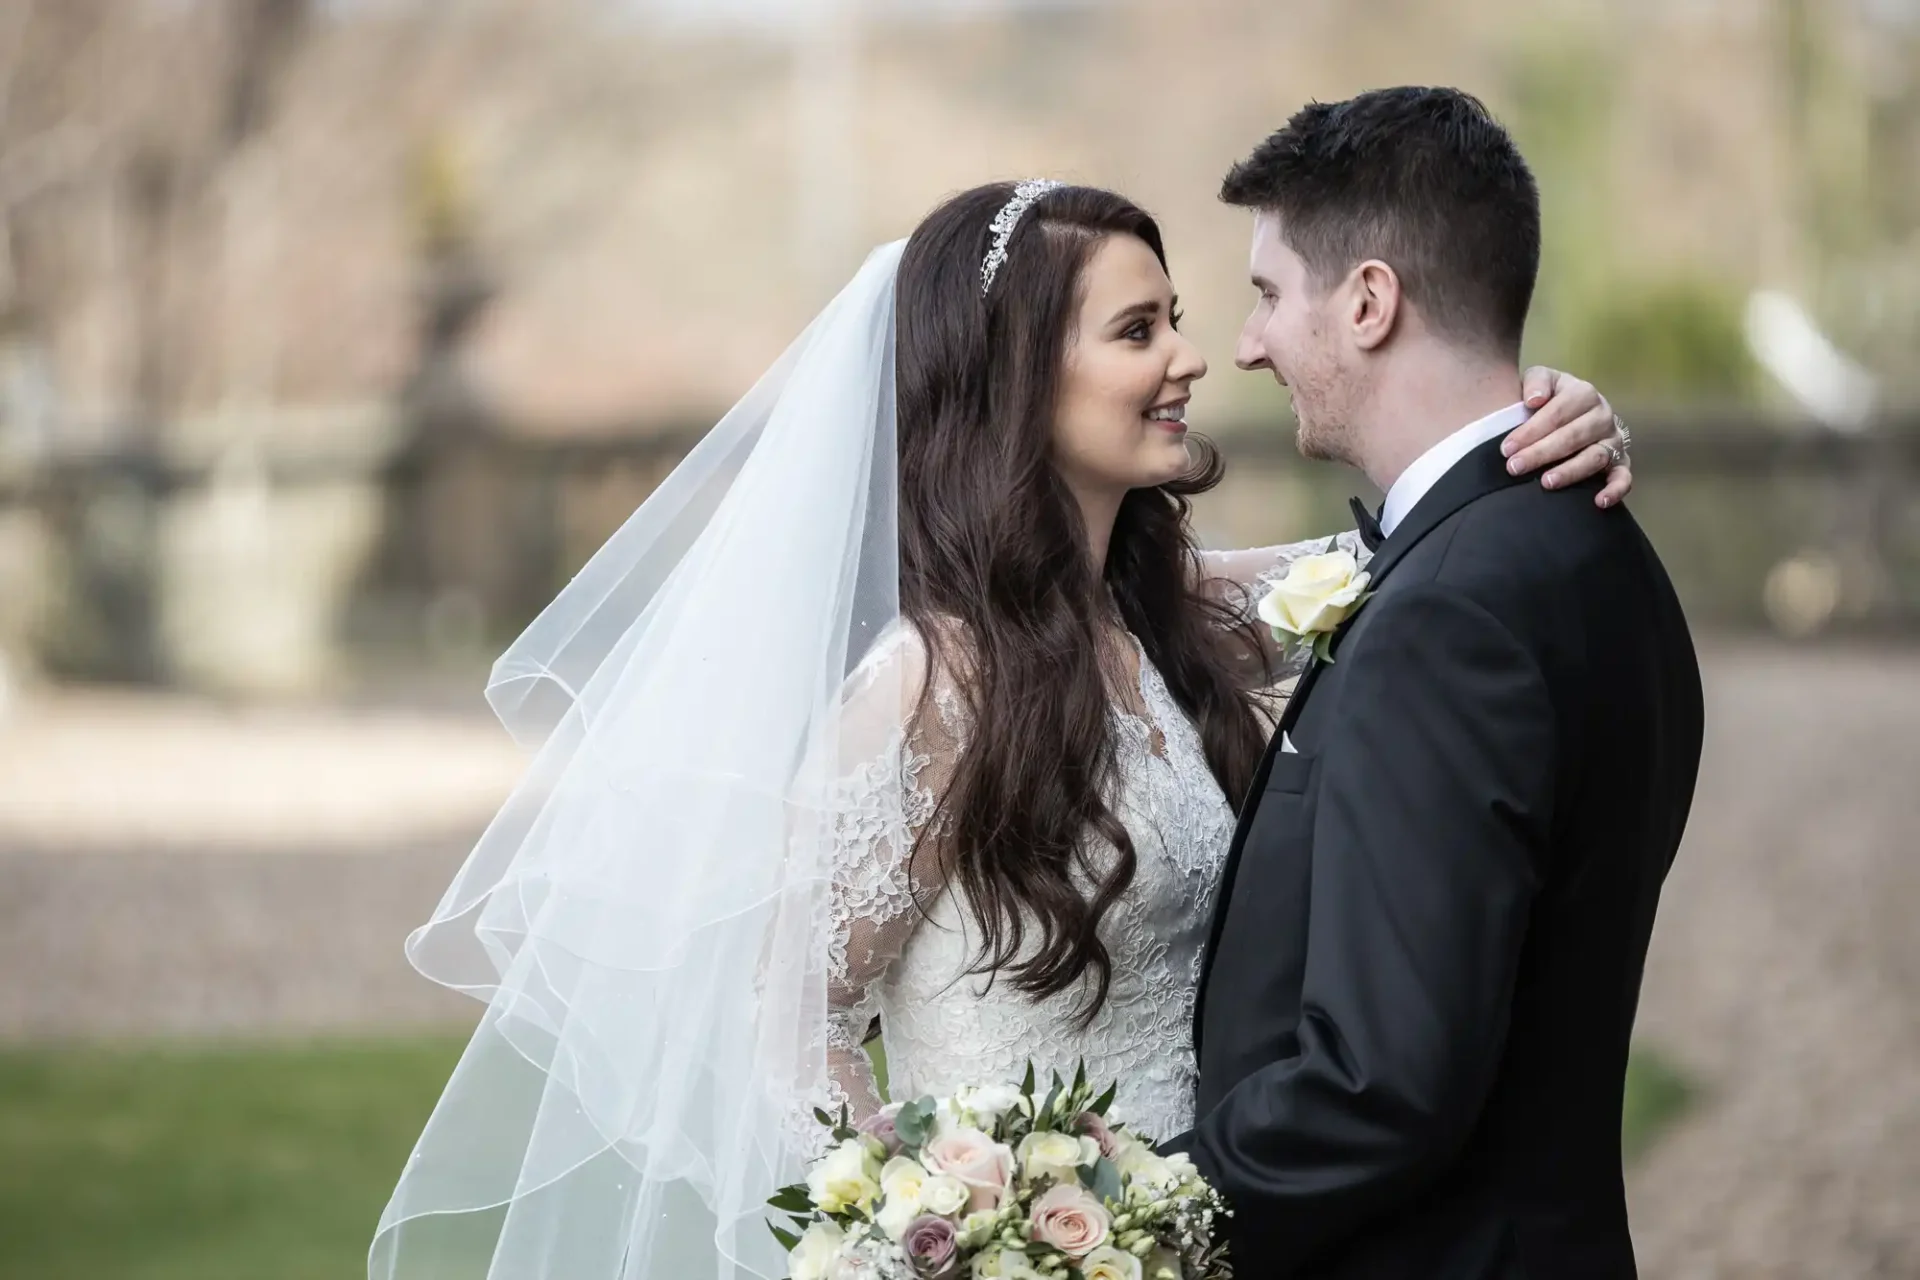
[{"x1": 979, "y1": 179, "x2": 1065, "y2": 296}]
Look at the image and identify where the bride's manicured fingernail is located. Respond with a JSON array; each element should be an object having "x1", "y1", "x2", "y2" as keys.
[{"x1": 1507, "y1": 457, "x2": 1523, "y2": 474}]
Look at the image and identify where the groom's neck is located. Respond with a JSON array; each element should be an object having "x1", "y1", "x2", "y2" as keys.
[{"x1": 1352, "y1": 349, "x2": 1524, "y2": 494}]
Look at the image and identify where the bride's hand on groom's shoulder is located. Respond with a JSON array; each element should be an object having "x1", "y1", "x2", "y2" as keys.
[{"x1": 1503, "y1": 367, "x2": 1634, "y2": 509}]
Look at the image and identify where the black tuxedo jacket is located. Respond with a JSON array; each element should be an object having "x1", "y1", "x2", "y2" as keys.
[{"x1": 1169, "y1": 437, "x2": 1703, "y2": 1279}]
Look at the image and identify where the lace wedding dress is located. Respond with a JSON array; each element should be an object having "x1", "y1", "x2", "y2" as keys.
[{"x1": 822, "y1": 534, "x2": 1368, "y2": 1142}]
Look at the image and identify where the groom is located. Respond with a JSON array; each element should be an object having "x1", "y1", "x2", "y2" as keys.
[{"x1": 1168, "y1": 89, "x2": 1704, "y2": 1278}]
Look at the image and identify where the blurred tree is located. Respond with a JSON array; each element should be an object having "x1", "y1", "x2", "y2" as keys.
[
  {"x1": 1569, "y1": 279, "x2": 1758, "y2": 406},
  {"x1": 1499, "y1": 24, "x2": 1622, "y2": 386}
]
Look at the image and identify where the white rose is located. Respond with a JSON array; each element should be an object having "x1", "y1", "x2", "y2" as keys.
[
  {"x1": 1114, "y1": 1143, "x2": 1177, "y2": 1189},
  {"x1": 807, "y1": 1138, "x2": 883, "y2": 1215},
  {"x1": 1162, "y1": 1152, "x2": 1198, "y2": 1185},
  {"x1": 1256, "y1": 549, "x2": 1371, "y2": 638},
  {"x1": 971, "y1": 1246, "x2": 1045, "y2": 1279},
  {"x1": 955, "y1": 1082, "x2": 1024, "y2": 1128},
  {"x1": 1080, "y1": 1245, "x2": 1144, "y2": 1280},
  {"x1": 920, "y1": 1173, "x2": 972, "y2": 1217},
  {"x1": 788, "y1": 1221, "x2": 847, "y2": 1280},
  {"x1": 1017, "y1": 1129, "x2": 1090, "y2": 1184}
]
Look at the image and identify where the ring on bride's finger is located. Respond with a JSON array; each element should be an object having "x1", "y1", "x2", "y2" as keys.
[
  {"x1": 1612, "y1": 413, "x2": 1633, "y2": 458},
  {"x1": 1602, "y1": 442, "x2": 1624, "y2": 467}
]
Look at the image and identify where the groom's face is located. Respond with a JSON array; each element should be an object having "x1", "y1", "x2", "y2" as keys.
[{"x1": 1236, "y1": 212, "x2": 1353, "y2": 464}]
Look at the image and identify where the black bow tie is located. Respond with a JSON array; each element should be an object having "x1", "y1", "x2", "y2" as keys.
[{"x1": 1349, "y1": 495, "x2": 1385, "y2": 552}]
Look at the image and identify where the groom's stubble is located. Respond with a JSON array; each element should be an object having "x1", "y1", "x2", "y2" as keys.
[{"x1": 1286, "y1": 317, "x2": 1367, "y2": 471}]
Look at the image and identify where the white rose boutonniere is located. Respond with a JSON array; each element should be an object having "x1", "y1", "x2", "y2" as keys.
[{"x1": 1256, "y1": 545, "x2": 1372, "y2": 664}]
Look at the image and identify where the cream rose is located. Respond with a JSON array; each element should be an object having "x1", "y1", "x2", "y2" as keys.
[
  {"x1": 787, "y1": 1221, "x2": 846, "y2": 1280},
  {"x1": 1114, "y1": 1143, "x2": 1178, "y2": 1189},
  {"x1": 1081, "y1": 1245, "x2": 1145, "y2": 1280},
  {"x1": 806, "y1": 1137, "x2": 882, "y2": 1215},
  {"x1": 1016, "y1": 1129, "x2": 1090, "y2": 1185},
  {"x1": 957, "y1": 1209, "x2": 1002, "y2": 1250},
  {"x1": 1028, "y1": 1182, "x2": 1112, "y2": 1258},
  {"x1": 1257, "y1": 549, "x2": 1371, "y2": 638},
  {"x1": 970, "y1": 1246, "x2": 1045, "y2": 1279},
  {"x1": 919, "y1": 1173, "x2": 972, "y2": 1217},
  {"x1": 922, "y1": 1127, "x2": 1015, "y2": 1213}
]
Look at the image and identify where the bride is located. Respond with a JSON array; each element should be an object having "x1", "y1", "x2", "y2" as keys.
[{"x1": 369, "y1": 181, "x2": 1628, "y2": 1280}]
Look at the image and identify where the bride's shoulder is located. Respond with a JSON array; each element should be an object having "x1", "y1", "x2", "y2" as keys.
[
  {"x1": 843, "y1": 615, "x2": 977, "y2": 727},
  {"x1": 848, "y1": 614, "x2": 977, "y2": 674}
]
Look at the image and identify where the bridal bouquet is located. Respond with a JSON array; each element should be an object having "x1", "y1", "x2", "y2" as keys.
[{"x1": 770, "y1": 1064, "x2": 1232, "y2": 1280}]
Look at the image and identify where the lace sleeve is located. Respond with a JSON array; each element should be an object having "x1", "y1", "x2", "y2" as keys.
[
  {"x1": 821, "y1": 624, "x2": 964, "y2": 1121},
  {"x1": 1195, "y1": 531, "x2": 1373, "y2": 683}
]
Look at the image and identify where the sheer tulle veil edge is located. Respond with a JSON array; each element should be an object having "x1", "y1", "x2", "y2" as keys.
[{"x1": 369, "y1": 240, "x2": 908, "y2": 1280}]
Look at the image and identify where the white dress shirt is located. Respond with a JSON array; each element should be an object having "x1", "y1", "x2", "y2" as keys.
[{"x1": 1378, "y1": 401, "x2": 1531, "y2": 539}]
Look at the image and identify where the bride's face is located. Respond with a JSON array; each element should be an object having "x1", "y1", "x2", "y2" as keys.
[{"x1": 1051, "y1": 234, "x2": 1207, "y2": 497}]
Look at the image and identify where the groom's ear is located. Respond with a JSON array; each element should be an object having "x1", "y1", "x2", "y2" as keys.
[{"x1": 1346, "y1": 259, "x2": 1402, "y2": 352}]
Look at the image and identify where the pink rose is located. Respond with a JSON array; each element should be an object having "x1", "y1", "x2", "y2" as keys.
[
  {"x1": 920, "y1": 1127, "x2": 1014, "y2": 1213},
  {"x1": 1029, "y1": 1182, "x2": 1111, "y2": 1259},
  {"x1": 1075, "y1": 1111, "x2": 1121, "y2": 1161},
  {"x1": 856, "y1": 1103, "x2": 904, "y2": 1156}
]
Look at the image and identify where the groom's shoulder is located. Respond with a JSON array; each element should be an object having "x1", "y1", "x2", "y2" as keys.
[{"x1": 1420, "y1": 478, "x2": 1644, "y2": 599}]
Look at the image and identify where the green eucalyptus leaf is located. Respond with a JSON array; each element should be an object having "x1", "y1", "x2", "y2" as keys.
[
  {"x1": 768, "y1": 1185, "x2": 814, "y2": 1214},
  {"x1": 894, "y1": 1097, "x2": 937, "y2": 1149}
]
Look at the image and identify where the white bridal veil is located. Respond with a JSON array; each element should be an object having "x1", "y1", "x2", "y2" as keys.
[{"x1": 370, "y1": 240, "x2": 909, "y2": 1280}]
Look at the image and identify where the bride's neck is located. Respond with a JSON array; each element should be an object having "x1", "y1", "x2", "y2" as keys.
[{"x1": 1071, "y1": 482, "x2": 1126, "y2": 577}]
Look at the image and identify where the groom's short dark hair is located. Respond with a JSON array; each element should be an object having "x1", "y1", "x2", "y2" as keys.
[{"x1": 1221, "y1": 86, "x2": 1540, "y2": 356}]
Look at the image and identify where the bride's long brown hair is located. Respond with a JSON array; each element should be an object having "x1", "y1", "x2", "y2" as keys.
[{"x1": 895, "y1": 182, "x2": 1268, "y2": 1020}]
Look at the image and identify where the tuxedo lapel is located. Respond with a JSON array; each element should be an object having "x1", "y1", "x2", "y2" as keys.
[
  {"x1": 1194, "y1": 639, "x2": 1333, "y2": 1051},
  {"x1": 1192, "y1": 435, "x2": 1531, "y2": 1056}
]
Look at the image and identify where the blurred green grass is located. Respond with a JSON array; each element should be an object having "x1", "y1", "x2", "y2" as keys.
[
  {"x1": 1621, "y1": 1045, "x2": 1698, "y2": 1163},
  {"x1": 0, "y1": 1037, "x2": 466, "y2": 1280},
  {"x1": 0, "y1": 1036, "x2": 1694, "y2": 1279}
]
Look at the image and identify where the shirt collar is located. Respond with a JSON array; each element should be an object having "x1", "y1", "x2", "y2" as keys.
[{"x1": 1379, "y1": 402, "x2": 1530, "y2": 538}]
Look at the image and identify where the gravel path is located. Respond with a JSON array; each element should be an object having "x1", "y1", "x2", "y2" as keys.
[
  {"x1": 0, "y1": 642, "x2": 1915, "y2": 1274},
  {"x1": 1626, "y1": 641, "x2": 1920, "y2": 1279}
]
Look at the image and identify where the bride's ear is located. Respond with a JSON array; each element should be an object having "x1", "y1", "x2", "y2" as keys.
[{"x1": 1347, "y1": 259, "x2": 1401, "y2": 351}]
